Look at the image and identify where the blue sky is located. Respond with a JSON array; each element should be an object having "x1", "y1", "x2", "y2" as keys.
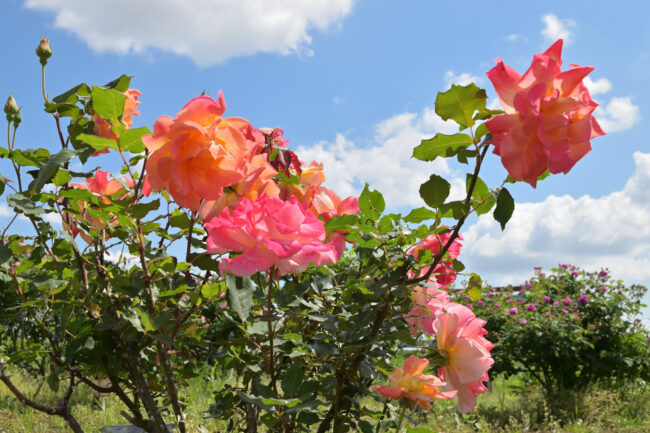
[{"x1": 2, "y1": 0, "x2": 650, "y2": 317}]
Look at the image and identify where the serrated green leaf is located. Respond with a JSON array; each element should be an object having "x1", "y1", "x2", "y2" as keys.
[
  {"x1": 52, "y1": 83, "x2": 91, "y2": 103},
  {"x1": 493, "y1": 187, "x2": 514, "y2": 230},
  {"x1": 91, "y1": 85, "x2": 125, "y2": 122},
  {"x1": 201, "y1": 282, "x2": 223, "y2": 299},
  {"x1": 226, "y1": 275, "x2": 254, "y2": 321},
  {"x1": 438, "y1": 200, "x2": 469, "y2": 219},
  {"x1": 7, "y1": 193, "x2": 44, "y2": 216},
  {"x1": 419, "y1": 175, "x2": 450, "y2": 208},
  {"x1": 52, "y1": 169, "x2": 72, "y2": 187},
  {"x1": 30, "y1": 149, "x2": 76, "y2": 193},
  {"x1": 118, "y1": 127, "x2": 150, "y2": 153},
  {"x1": 136, "y1": 308, "x2": 155, "y2": 332},
  {"x1": 359, "y1": 184, "x2": 384, "y2": 220},
  {"x1": 403, "y1": 207, "x2": 437, "y2": 223},
  {"x1": 435, "y1": 83, "x2": 487, "y2": 130},
  {"x1": 281, "y1": 365, "x2": 304, "y2": 397},
  {"x1": 413, "y1": 133, "x2": 473, "y2": 161},
  {"x1": 77, "y1": 133, "x2": 118, "y2": 152},
  {"x1": 104, "y1": 74, "x2": 132, "y2": 92},
  {"x1": 130, "y1": 199, "x2": 160, "y2": 219},
  {"x1": 466, "y1": 273, "x2": 482, "y2": 301}
]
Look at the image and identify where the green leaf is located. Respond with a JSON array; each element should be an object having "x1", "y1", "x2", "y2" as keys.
[
  {"x1": 466, "y1": 273, "x2": 483, "y2": 301},
  {"x1": 325, "y1": 214, "x2": 359, "y2": 232},
  {"x1": 201, "y1": 282, "x2": 224, "y2": 299},
  {"x1": 129, "y1": 199, "x2": 160, "y2": 219},
  {"x1": 0, "y1": 244, "x2": 12, "y2": 265},
  {"x1": 359, "y1": 184, "x2": 385, "y2": 220},
  {"x1": 29, "y1": 149, "x2": 76, "y2": 193},
  {"x1": 493, "y1": 187, "x2": 514, "y2": 230},
  {"x1": 136, "y1": 308, "x2": 155, "y2": 332},
  {"x1": 52, "y1": 83, "x2": 91, "y2": 104},
  {"x1": 406, "y1": 428, "x2": 435, "y2": 433},
  {"x1": 466, "y1": 173, "x2": 495, "y2": 215},
  {"x1": 419, "y1": 174, "x2": 450, "y2": 208},
  {"x1": 403, "y1": 207, "x2": 437, "y2": 223},
  {"x1": 104, "y1": 74, "x2": 132, "y2": 92},
  {"x1": 91, "y1": 85, "x2": 125, "y2": 121},
  {"x1": 438, "y1": 201, "x2": 469, "y2": 219},
  {"x1": 77, "y1": 133, "x2": 118, "y2": 152},
  {"x1": 412, "y1": 133, "x2": 473, "y2": 161},
  {"x1": 7, "y1": 193, "x2": 44, "y2": 216},
  {"x1": 52, "y1": 169, "x2": 72, "y2": 187},
  {"x1": 118, "y1": 127, "x2": 151, "y2": 153},
  {"x1": 226, "y1": 275, "x2": 254, "y2": 321},
  {"x1": 281, "y1": 365, "x2": 304, "y2": 397},
  {"x1": 435, "y1": 83, "x2": 487, "y2": 130}
]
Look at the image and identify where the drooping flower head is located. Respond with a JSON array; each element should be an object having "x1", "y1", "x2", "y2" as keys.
[
  {"x1": 407, "y1": 228, "x2": 463, "y2": 287},
  {"x1": 485, "y1": 39, "x2": 605, "y2": 187},
  {"x1": 434, "y1": 303, "x2": 494, "y2": 413},
  {"x1": 204, "y1": 195, "x2": 343, "y2": 276},
  {"x1": 375, "y1": 355, "x2": 456, "y2": 409}
]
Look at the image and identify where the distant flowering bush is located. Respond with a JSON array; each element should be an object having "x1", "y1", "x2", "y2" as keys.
[{"x1": 463, "y1": 265, "x2": 650, "y2": 403}]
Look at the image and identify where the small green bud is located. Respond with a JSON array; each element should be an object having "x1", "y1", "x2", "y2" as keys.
[
  {"x1": 36, "y1": 38, "x2": 52, "y2": 66},
  {"x1": 13, "y1": 109, "x2": 22, "y2": 128}
]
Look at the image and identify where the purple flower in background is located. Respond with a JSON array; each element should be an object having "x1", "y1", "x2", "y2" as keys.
[
  {"x1": 578, "y1": 294, "x2": 588, "y2": 306},
  {"x1": 617, "y1": 289, "x2": 623, "y2": 295},
  {"x1": 597, "y1": 335, "x2": 602, "y2": 340},
  {"x1": 600, "y1": 286, "x2": 607, "y2": 292},
  {"x1": 488, "y1": 292, "x2": 494, "y2": 297},
  {"x1": 508, "y1": 307, "x2": 518, "y2": 315},
  {"x1": 518, "y1": 288, "x2": 526, "y2": 295},
  {"x1": 476, "y1": 300, "x2": 485, "y2": 307},
  {"x1": 571, "y1": 271, "x2": 579, "y2": 277},
  {"x1": 562, "y1": 309, "x2": 568, "y2": 314},
  {"x1": 600, "y1": 269, "x2": 608, "y2": 277},
  {"x1": 526, "y1": 304, "x2": 536, "y2": 311},
  {"x1": 553, "y1": 301, "x2": 560, "y2": 306},
  {"x1": 560, "y1": 264, "x2": 569, "y2": 269},
  {"x1": 518, "y1": 299, "x2": 525, "y2": 305},
  {"x1": 466, "y1": 304, "x2": 473, "y2": 309},
  {"x1": 524, "y1": 281, "x2": 532, "y2": 289},
  {"x1": 544, "y1": 296, "x2": 551, "y2": 304},
  {"x1": 520, "y1": 319, "x2": 527, "y2": 324},
  {"x1": 563, "y1": 297, "x2": 572, "y2": 306},
  {"x1": 545, "y1": 312, "x2": 551, "y2": 316},
  {"x1": 495, "y1": 303, "x2": 501, "y2": 308}
]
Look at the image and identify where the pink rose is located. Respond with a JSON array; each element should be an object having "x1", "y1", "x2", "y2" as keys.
[
  {"x1": 485, "y1": 39, "x2": 605, "y2": 187},
  {"x1": 404, "y1": 286, "x2": 450, "y2": 336},
  {"x1": 435, "y1": 303, "x2": 494, "y2": 413},
  {"x1": 205, "y1": 195, "x2": 343, "y2": 276},
  {"x1": 375, "y1": 355, "x2": 456, "y2": 409}
]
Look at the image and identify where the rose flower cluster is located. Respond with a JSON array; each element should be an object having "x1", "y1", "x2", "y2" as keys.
[{"x1": 141, "y1": 91, "x2": 359, "y2": 276}]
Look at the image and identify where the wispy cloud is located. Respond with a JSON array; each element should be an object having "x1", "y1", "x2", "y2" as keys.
[{"x1": 541, "y1": 13, "x2": 576, "y2": 44}]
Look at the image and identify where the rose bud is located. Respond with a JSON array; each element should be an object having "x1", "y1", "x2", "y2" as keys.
[{"x1": 36, "y1": 38, "x2": 53, "y2": 66}]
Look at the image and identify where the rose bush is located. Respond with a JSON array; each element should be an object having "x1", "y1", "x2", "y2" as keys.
[{"x1": 0, "y1": 37, "x2": 608, "y2": 433}]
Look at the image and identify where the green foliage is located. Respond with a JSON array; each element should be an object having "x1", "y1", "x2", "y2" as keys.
[{"x1": 435, "y1": 83, "x2": 487, "y2": 130}]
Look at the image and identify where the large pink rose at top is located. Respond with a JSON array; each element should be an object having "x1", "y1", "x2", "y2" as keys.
[
  {"x1": 205, "y1": 195, "x2": 343, "y2": 276},
  {"x1": 434, "y1": 303, "x2": 494, "y2": 413},
  {"x1": 92, "y1": 89, "x2": 142, "y2": 155},
  {"x1": 485, "y1": 39, "x2": 605, "y2": 187},
  {"x1": 143, "y1": 92, "x2": 261, "y2": 210},
  {"x1": 375, "y1": 355, "x2": 456, "y2": 410},
  {"x1": 407, "y1": 229, "x2": 463, "y2": 287}
]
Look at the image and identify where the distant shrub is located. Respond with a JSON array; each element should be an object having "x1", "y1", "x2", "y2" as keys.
[{"x1": 462, "y1": 265, "x2": 650, "y2": 399}]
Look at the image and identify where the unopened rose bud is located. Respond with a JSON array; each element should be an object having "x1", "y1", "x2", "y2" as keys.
[
  {"x1": 36, "y1": 38, "x2": 52, "y2": 66},
  {"x1": 4, "y1": 95, "x2": 18, "y2": 121}
]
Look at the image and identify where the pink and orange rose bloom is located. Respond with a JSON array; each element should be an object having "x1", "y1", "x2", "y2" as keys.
[
  {"x1": 485, "y1": 39, "x2": 605, "y2": 187},
  {"x1": 375, "y1": 356, "x2": 457, "y2": 409}
]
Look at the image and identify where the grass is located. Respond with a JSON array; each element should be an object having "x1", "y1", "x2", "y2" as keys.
[{"x1": 0, "y1": 368, "x2": 648, "y2": 432}]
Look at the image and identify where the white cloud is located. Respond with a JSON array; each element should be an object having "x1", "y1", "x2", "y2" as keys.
[
  {"x1": 584, "y1": 76, "x2": 612, "y2": 96},
  {"x1": 104, "y1": 250, "x2": 139, "y2": 268},
  {"x1": 43, "y1": 213, "x2": 62, "y2": 226},
  {"x1": 333, "y1": 96, "x2": 346, "y2": 105},
  {"x1": 594, "y1": 96, "x2": 641, "y2": 133},
  {"x1": 24, "y1": 0, "x2": 355, "y2": 66},
  {"x1": 541, "y1": 13, "x2": 575, "y2": 44},
  {"x1": 0, "y1": 203, "x2": 13, "y2": 218},
  {"x1": 504, "y1": 34, "x2": 522, "y2": 42},
  {"x1": 461, "y1": 152, "x2": 650, "y2": 287},
  {"x1": 444, "y1": 70, "x2": 482, "y2": 88},
  {"x1": 296, "y1": 107, "x2": 459, "y2": 208}
]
